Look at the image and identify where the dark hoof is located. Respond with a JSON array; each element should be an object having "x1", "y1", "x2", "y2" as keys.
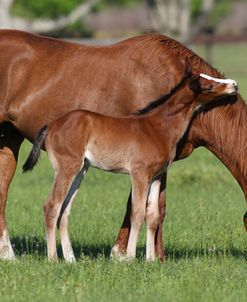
[{"x1": 243, "y1": 212, "x2": 247, "y2": 232}]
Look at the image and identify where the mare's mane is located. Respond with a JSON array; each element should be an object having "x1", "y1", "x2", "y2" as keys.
[
  {"x1": 130, "y1": 34, "x2": 224, "y2": 116},
  {"x1": 133, "y1": 68, "x2": 191, "y2": 116}
]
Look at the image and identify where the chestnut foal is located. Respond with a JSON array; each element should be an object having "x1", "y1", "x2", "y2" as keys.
[{"x1": 23, "y1": 68, "x2": 237, "y2": 262}]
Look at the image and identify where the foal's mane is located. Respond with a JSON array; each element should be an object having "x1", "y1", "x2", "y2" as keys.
[{"x1": 133, "y1": 68, "x2": 191, "y2": 116}]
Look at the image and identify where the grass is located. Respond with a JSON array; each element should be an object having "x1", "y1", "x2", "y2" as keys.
[{"x1": 1, "y1": 43, "x2": 247, "y2": 302}]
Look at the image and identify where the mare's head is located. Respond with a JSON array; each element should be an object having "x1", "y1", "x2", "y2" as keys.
[
  {"x1": 133, "y1": 60, "x2": 238, "y2": 116},
  {"x1": 188, "y1": 72, "x2": 238, "y2": 107}
]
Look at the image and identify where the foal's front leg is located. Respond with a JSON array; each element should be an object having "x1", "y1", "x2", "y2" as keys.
[
  {"x1": 146, "y1": 179, "x2": 161, "y2": 261},
  {"x1": 111, "y1": 175, "x2": 167, "y2": 261},
  {"x1": 126, "y1": 173, "x2": 149, "y2": 259}
]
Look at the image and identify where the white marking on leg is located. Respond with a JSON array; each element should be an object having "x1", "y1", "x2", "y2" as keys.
[
  {"x1": 110, "y1": 244, "x2": 121, "y2": 259},
  {"x1": 0, "y1": 229, "x2": 15, "y2": 260},
  {"x1": 110, "y1": 245, "x2": 130, "y2": 262},
  {"x1": 126, "y1": 178, "x2": 148, "y2": 260},
  {"x1": 200, "y1": 74, "x2": 237, "y2": 86},
  {"x1": 146, "y1": 180, "x2": 160, "y2": 261},
  {"x1": 60, "y1": 190, "x2": 77, "y2": 263}
]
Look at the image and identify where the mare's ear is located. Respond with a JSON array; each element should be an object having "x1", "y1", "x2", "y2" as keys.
[{"x1": 189, "y1": 74, "x2": 201, "y2": 94}]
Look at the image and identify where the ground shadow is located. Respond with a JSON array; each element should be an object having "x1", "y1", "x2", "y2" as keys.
[
  {"x1": 10, "y1": 236, "x2": 246, "y2": 260},
  {"x1": 164, "y1": 245, "x2": 247, "y2": 261}
]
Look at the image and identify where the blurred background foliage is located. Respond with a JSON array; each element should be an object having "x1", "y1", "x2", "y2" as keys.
[
  {"x1": 0, "y1": 0, "x2": 243, "y2": 40},
  {"x1": 11, "y1": 0, "x2": 232, "y2": 23},
  {"x1": 11, "y1": 0, "x2": 140, "y2": 19},
  {"x1": 191, "y1": 0, "x2": 232, "y2": 26}
]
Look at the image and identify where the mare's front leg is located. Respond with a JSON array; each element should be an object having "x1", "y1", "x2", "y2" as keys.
[
  {"x1": 126, "y1": 173, "x2": 149, "y2": 259},
  {"x1": 44, "y1": 163, "x2": 82, "y2": 261},
  {"x1": 0, "y1": 124, "x2": 23, "y2": 260}
]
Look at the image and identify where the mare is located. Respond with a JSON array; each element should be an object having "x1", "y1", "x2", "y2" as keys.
[
  {"x1": 22, "y1": 67, "x2": 237, "y2": 262},
  {"x1": 0, "y1": 30, "x2": 246, "y2": 261}
]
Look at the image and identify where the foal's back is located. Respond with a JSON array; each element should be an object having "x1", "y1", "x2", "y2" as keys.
[{"x1": 45, "y1": 109, "x2": 166, "y2": 174}]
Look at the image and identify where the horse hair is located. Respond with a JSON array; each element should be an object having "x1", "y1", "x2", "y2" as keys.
[
  {"x1": 133, "y1": 64, "x2": 191, "y2": 116},
  {"x1": 22, "y1": 125, "x2": 48, "y2": 172}
]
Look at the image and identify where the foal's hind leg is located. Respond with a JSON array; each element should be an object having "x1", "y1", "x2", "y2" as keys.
[
  {"x1": 154, "y1": 173, "x2": 167, "y2": 261},
  {"x1": 58, "y1": 166, "x2": 88, "y2": 262},
  {"x1": 126, "y1": 173, "x2": 149, "y2": 259},
  {"x1": 146, "y1": 179, "x2": 161, "y2": 261},
  {"x1": 44, "y1": 164, "x2": 82, "y2": 261}
]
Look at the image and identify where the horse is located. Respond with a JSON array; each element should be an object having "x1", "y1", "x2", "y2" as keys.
[
  {"x1": 22, "y1": 65, "x2": 237, "y2": 262},
  {"x1": 0, "y1": 29, "x2": 246, "y2": 261}
]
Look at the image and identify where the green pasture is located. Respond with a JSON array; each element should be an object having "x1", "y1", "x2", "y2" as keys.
[{"x1": 1, "y1": 43, "x2": 247, "y2": 302}]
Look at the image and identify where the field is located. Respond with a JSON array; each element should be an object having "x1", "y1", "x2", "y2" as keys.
[{"x1": 0, "y1": 43, "x2": 247, "y2": 302}]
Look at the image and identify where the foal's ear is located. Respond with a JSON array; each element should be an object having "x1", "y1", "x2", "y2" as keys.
[{"x1": 189, "y1": 74, "x2": 201, "y2": 94}]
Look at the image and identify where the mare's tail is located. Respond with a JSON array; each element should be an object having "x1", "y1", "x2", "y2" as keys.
[{"x1": 22, "y1": 126, "x2": 48, "y2": 172}]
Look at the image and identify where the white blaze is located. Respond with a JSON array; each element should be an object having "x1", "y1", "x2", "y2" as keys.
[{"x1": 200, "y1": 73, "x2": 237, "y2": 86}]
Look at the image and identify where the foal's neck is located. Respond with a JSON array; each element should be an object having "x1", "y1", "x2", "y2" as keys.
[{"x1": 147, "y1": 86, "x2": 195, "y2": 132}]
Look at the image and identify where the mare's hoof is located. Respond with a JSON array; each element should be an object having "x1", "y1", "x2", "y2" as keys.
[
  {"x1": 0, "y1": 234, "x2": 16, "y2": 260},
  {"x1": 110, "y1": 245, "x2": 127, "y2": 262},
  {"x1": 0, "y1": 248, "x2": 16, "y2": 261},
  {"x1": 243, "y1": 212, "x2": 247, "y2": 231}
]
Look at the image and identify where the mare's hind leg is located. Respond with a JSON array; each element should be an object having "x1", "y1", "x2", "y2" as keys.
[
  {"x1": 111, "y1": 190, "x2": 131, "y2": 259},
  {"x1": 126, "y1": 173, "x2": 149, "y2": 259},
  {"x1": 44, "y1": 162, "x2": 83, "y2": 261},
  {"x1": 58, "y1": 166, "x2": 88, "y2": 262},
  {"x1": 0, "y1": 123, "x2": 23, "y2": 260},
  {"x1": 146, "y1": 179, "x2": 161, "y2": 261}
]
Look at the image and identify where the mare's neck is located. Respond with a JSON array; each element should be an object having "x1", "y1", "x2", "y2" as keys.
[{"x1": 189, "y1": 95, "x2": 247, "y2": 198}]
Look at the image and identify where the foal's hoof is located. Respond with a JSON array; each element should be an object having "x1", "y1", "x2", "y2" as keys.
[
  {"x1": 119, "y1": 254, "x2": 135, "y2": 263},
  {"x1": 48, "y1": 255, "x2": 59, "y2": 262},
  {"x1": 243, "y1": 212, "x2": 247, "y2": 231},
  {"x1": 146, "y1": 256, "x2": 157, "y2": 262}
]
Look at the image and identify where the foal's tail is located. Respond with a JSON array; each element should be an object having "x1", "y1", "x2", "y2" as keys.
[{"x1": 22, "y1": 126, "x2": 48, "y2": 172}]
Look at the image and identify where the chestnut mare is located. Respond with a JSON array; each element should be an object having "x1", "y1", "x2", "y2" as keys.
[
  {"x1": 0, "y1": 30, "x2": 246, "y2": 260},
  {"x1": 23, "y1": 67, "x2": 237, "y2": 262}
]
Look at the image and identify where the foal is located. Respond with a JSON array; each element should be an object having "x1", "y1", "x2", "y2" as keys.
[{"x1": 23, "y1": 67, "x2": 237, "y2": 262}]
